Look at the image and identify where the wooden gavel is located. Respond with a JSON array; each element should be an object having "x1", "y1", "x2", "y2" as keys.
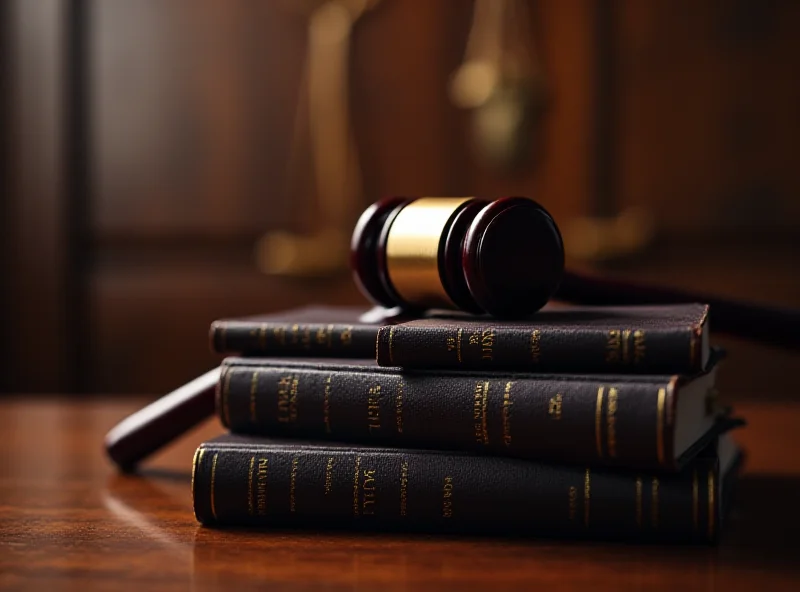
[
  {"x1": 351, "y1": 196, "x2": 800, "y2": 346},
  {"x1": 106, "y1": 196, "x2": 800, "y2": 470}
]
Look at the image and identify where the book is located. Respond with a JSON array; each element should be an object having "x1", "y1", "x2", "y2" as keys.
[
  {"x1": 192, "y1": 432, "x2": 742, "y2": 544},
  {"x1": 376, "y1": 303, "x2": 710, "y2": 374},
  {"x1": 209, "y1": 303, "x2": 710, "y2": 375},
  {"x1": 209, "y1": 306, "x2": 385, "y2": 360},
  {"x1": 215, "y1": 354, "x2": 732, "y2": 471}
]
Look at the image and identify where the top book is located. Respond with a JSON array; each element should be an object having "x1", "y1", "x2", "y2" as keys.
[{"x1": 210, "y1": 303, "x2": 710, "y2": 375}]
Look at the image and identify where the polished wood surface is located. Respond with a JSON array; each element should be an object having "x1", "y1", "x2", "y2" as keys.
[{"x1": 2, "y1": 397, "x2": 800, "y2": 590}]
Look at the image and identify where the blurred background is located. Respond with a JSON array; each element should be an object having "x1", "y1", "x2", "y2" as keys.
[{"x1": 1, "y1": 0, "x2": 799, "y2": 401}]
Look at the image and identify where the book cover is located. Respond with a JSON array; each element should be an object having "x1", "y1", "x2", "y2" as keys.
[
  {"x1": 210, "y1": 303, "x2": 710, "y2": 375},
  {"x1": 192, "y1": 432, "x2": 742, "y2": 544},
  {"x1": 216, "y1": 353, "x2": 735, "y2": 471}
]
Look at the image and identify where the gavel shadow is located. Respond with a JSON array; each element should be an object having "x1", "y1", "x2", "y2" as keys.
[{"x1": 103, "y1": 470, "x2": 800, "y2": 578}]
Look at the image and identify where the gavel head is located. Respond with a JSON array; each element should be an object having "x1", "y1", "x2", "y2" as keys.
[{"x1": 350, "y1": 196, "x2": 564, "y2": 318}]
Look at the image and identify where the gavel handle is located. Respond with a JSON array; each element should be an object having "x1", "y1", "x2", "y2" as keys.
[
  {"x1": 558, "y1": 270, "x2": 800, "y2": 349},
  {"x1": 104, "y1": 367, "x2": 220, "y2": 471}
]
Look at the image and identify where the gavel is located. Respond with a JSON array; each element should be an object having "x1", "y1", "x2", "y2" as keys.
[{"x1": 106, "y1": 196, "x2": 800, "y2": 470}]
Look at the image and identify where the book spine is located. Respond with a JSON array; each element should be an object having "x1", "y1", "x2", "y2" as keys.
[
  {"x1": 192, "y1": 443, "x2": 719, "y2": 543},
  {"x1": 376, "y1": 324, "x2": 698, "y2": 373},
  {"x1": 209, "y1": 321, "x2": 378, "y2": 358},
  {"x1": 218, "y1": 363, "x2": 678, "y2": 470}
]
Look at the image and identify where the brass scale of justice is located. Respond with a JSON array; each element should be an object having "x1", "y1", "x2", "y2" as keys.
[{"x1": 105, "y1": 1, "x2": 800, "y2": 470}]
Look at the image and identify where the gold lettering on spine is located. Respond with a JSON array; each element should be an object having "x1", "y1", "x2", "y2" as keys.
[
  {"x1": 395, "y1": 381, "x2": 404, "y2": 434},
  {"x1": 446, "y1": 329, "x2": 462, "y2": 363},
  {"x1": 480, "y1": 328, "x2": 495, "y2": 361},
  {"x1": 651, "y1": 478, "x2": 660, "y2": 528},
  {"x1": 584, "y1": 469, "x2": 591, "y2": 527},
  {"x1": 278, "y1": 375, "x2": 297, "y2": 423},
  {"x1": 634, "y1": 330, "x2": 646, "y2": 364},
  {"x1": 250, "y1": 371, "x2": 260, "y2": 424},
  {"x1": 548, "y1": 394, "x2": 563, "y2": 420},
  {"x1": 708, "y1": 471, "x2": 715, "y2": 540},
  {"x1": 277, "y1": 376, "x2": 291, "y2": 420},
  {"x1": 324, "y1": 458, "x2": 335, "y2": 495},
  {"x1": 606, "y1": 330, "x2": 621, "y2": 364},
  {"x1": 290, "y1": 376, "x2": 299, "y2": 422},
  {"x1": 352, "y1": 457, "x2": 362, "y2": 516},
  {"x1": 656, "y1": 388, "x2": 666, "y2": 465},
  {"x1": 635, "y1": 477, "x2": 643, "y2": 528},
  {"x1": 482, "y1": 382, "x2": 489, "y2": 444},
  {"x1": 316, "y1": 324, "x2": 334, "y2": 348},
  {"x1": 210, "y1": 453, "x2": 219, "y2": 521},
  {"x1": 273, "y1": 326, "x2": 286, "y2": 346},
  {"x1": 607, "y1": 387, "x2": 618, "y2": 458},
  {"x1": 388, "y1": 327, "x2": 395, "y2": 364},
  {"x1": 367, "y1": 385, "x2": 381, "y2": 433},
  {"x1": 290, "y1": 458, "x2": 299, "y2": 512},
  {"x1": 607, "y1": 329, "x2": 645, "y2": 364},
  {"x1": 257, "y1": 458, "x2": 268, "y2": 516},
  {"x1": 502, "y1": 382, "x2": 513, "y2": 447},
  {"x1": 568, "y1": 486, "x2": 578, "y2": 522},
  {"x1": 258, "y1": 324, "x2": 268, "y2": 349},
  {"x1": 595, "y1": 387, "x2": 604, "y2": 458},
  {"x1": 443, "y1": 476, "x2": 454, "y2": 518},
  {"x1": 340, "y1": 326, "x2": 353, "y2": 347},
  {"x1": 692, "y1": 470, "x2": 698, "y2": 532},
  {"x1": 399, "y1": 461, "x2": 409, "y2": 516},
  {"x1": 530, "y1": 329, "x2": 541, "y2": 363},
  {"x1": 248, "y1": 456, "x2": 255, "y2": 516},
  {"x1": 472, "y1": 381, "x2": 490, "y2": 445},
  {"x1": 323, "y1": 375, "x2": 332, "y2": 434},
  {"x1": 362, "y1": 468, "x2": 377, "y2": 515},
  {"x1": 315, "y1": 325, "x2": 326, "y2": 347}
]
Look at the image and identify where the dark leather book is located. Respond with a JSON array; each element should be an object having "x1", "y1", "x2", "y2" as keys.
[
  {"x1": 209, "y1": 304, "x2": 709, "y2": 375},
  {"x1": 376, "y1": 303, "x2": 710, "y2": 374},
  {"x1": 192, "y1": 432, "x2": 742, "y2": 544},
  {"x1": 208, "y1": 306, "x2": 387, "y2": 359},
  {"x1": 216, "y1": 354, "x2": 733, "y2": 471}
]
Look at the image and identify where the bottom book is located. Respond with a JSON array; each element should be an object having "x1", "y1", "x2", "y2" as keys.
[{"x1": 192, "y1": 433, "x2": 742, "y2": 544}]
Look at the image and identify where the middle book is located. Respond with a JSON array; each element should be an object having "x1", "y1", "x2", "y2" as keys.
[{"x1": 216, "y1": 354, "x2": 728, "y2": 473}]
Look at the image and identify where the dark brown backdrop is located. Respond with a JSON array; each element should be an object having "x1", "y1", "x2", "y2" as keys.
[{"x1": 3, "y1": 0, "x2": 799, "y2": 398}]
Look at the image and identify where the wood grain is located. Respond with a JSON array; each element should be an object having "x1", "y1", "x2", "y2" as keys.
[{"x1": 1, "y1": 397, "x2": 800, "y2": 590}]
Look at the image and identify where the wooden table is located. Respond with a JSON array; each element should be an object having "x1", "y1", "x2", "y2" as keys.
[{"x1": 2, "y1": 397, "x2": 799, "y2": 591}]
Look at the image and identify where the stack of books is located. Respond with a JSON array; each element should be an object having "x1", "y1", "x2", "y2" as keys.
[{"x1": 192, "y1": 303, "x2": 744, "y2": 543}]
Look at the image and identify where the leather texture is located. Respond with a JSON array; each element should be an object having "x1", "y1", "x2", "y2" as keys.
[
  {"x1": 192, "y1": 434, "x2": 737, "y2": 544},
  {"x1": 209, "y1": 306, "x2": 379, "y2": 357},
  {"x1": 377, "y1": 303, "x2": 708, "y2": 373},
  {"x1": 216, "y1": 356, "x2": 721, "y2": 471}
]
